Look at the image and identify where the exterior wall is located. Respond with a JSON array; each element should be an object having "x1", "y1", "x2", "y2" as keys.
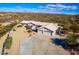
[
  {"x1": 37, "y1": 28, "x2": 53, "y2": 36},
  {"x1": 38, "y1": 30, "x2": 43, "y2": 34},
  {"x1": 31, "y1": 26, "x2": 36, "y2": 30},
  {"x1": 52, "y1": 31, "x2": 56, "y2": 35},
  {"x1": 43, "y1": 31, "x2": 51, "y2": 36},
  {"x1": 27, "y1": 23, "x2": 33, "y2": 27}
]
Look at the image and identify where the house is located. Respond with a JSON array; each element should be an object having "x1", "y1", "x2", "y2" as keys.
[
  {"x1": 37, "y1": 23, "x2": 59, "y2": 36},
  {"x1": 30, "y1": 23, "x2": 41, "y2": 32},
  {"x1": 21, "y1": 21, "x2": 42, "y2": 31},
  {"x1": 38, "y1": 27, "x2": 53, "y2": 36},
  {"x1": 20, "y1": 20, "x2": 60, "y2": 36}
]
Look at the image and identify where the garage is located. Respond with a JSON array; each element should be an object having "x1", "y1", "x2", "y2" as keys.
[{"x1": 37, "y1": 27, "x2": 53, "y2": 36}]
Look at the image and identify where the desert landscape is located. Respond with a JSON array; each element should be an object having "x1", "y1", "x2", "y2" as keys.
[{"x1": 0, "y1": 3, "x2": 79, "y2": 55}]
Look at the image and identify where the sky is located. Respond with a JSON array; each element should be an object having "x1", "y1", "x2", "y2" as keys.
[{"x1": 0, "y1": 3, "x2": 79, "y2": 15}]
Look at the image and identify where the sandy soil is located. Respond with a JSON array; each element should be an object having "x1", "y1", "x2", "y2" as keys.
[
  {"x1": 0, "y1": 21, "x2": 69, "y2": 55},
  {"x1": 5, "y1": 26, "x2": 30, "y2": 55},
  {"x1": 0, "y1": 22, "x2": 11, "y2": 54},
  {"x1": 0, "y1": 33, "x2": 8, "y2": 55}
]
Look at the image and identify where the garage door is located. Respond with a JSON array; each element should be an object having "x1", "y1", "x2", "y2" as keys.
[
  {"x1": 43, "y1": 31, "x2": 50, "y2": 36},
  {"x1": 38, "y1": 30, "x2": 43, "y2": 34}
]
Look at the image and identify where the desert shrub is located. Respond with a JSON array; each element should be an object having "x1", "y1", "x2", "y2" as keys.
[
  {"x1": 25, "y1": 25, "x2": 31, "y2": 29},
  {"x1": 66, "y1": 32, "x2": 77, "y2": 46},
  {"x1": 0, "y1": 23, "x2": 17, "y2": 37},
  {"x1": 5, "y1": 36, "x2": 12, "y2": 49},
  {"x1": 27, "y1": 29, "x2": 32, "y2": 33},
  {"x1": 69, "y1": 24, "x2": 79, "y2": 33}
]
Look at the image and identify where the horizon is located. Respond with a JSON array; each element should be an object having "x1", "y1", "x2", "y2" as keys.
[{"x1": 0, "y1": 3, "x2": 79, "y2": 15}]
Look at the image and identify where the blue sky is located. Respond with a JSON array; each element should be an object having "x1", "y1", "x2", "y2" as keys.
[{"x1": 0, "y1": 3, "x2": 79, "y2": 15}]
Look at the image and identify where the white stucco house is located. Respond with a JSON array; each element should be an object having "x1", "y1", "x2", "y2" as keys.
[
  {"x1": 37, "y1": 23, "x2": 59, "y2": 36},
  {"x1": 20, "y1": 20, "x2": 60, "y2": 36}
]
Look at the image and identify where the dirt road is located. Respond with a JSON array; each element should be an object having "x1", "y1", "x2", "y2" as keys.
[{"x1": 5, "y1": 26, "x2": 29, "y2": 55}]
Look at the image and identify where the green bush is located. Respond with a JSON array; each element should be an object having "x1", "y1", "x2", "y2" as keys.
[
  {"x1": 27, "y1": 29, "x2": 32, "y2": 33},
  {"x1": 5, "y1": 36, "x2": 12, "y2": 49},
  {"x1": 25, "y1": 25, "x2": 31, "y2": 29},
  {"x1": 0, "y1": 23, "x2": 17, "y2": 37},
  {"x1": 66, "y1": 32, "x2": 77, "y2": 46}
]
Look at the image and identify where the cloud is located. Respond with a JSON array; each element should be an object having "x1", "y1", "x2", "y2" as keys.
[
  {"x1": 0, "y1": 5, "x2": 55, "y2": 13},
  {"x1": 39, "y1": 4, "x2": 78, "y2": 10},
  {"x1": 0, "y1": 4, "x2": 78, "y2": 15},
  {"x1": 0, "y1": 6, "x2": 35, "y2": 12}
]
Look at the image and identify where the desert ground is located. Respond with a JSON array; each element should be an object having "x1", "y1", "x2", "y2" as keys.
[
  {"x1": 0, "y1": 22, "x2": 70, "y2": 55},
  {"x1": 4, "y1": 25, "x2": 30, "y2": 55}
]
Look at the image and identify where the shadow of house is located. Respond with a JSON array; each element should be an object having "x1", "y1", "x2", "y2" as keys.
[{"x1": 51, "y1": 38, "x2": 68, "y2": 49}]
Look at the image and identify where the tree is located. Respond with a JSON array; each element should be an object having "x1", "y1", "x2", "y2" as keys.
[{"x1": 66, "y1": 32, "x2": 77, "y2": 46}]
